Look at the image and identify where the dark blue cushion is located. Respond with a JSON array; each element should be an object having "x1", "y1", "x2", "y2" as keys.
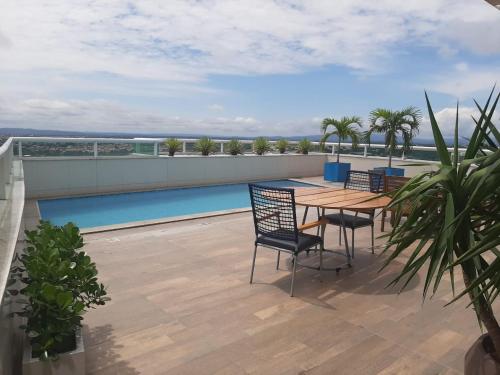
[
  {"x1": 256, "y1": 232, "x2": 321, "y2": 252},
  {"x1": 324, "y1": 213, "x2": 373, "y2": 229}
]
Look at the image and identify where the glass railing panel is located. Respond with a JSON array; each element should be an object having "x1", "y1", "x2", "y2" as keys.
[
  {"x1": 404, "y1": 149, "x2": 440, "y2": 161},
  {"x1": 19, "y1": 142, "x2": 94, "y2": 157},
  {"x1": 97, "y1": 143, "x2": 136, "y2": 156}
]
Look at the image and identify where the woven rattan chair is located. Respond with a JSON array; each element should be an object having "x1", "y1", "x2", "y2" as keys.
[
  {"x1": 380, "y1": 175, "x2": 411, "y2": 231},
  {"x1": 323, "y1": 170, "x2": 383, "y2": 258},
  {"x1": 248, "y1": 184, "x2": 326, "y2": 296}
]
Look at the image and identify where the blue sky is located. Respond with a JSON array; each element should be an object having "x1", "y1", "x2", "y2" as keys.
[{"x1": 0, "y1": 0, "x2": 499, "y2": 139}]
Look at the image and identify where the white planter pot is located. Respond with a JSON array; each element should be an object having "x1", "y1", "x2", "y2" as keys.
[
  {"x1": 22, "y1": 328, "x2": 85, "y2": 375},
  {"x1": 464, "y1": 334, "x2": 500, "y2": 375}
]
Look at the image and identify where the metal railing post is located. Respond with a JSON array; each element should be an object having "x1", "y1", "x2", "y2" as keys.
[
  {"x1": 363, "y1": 145, "x2": 368, "y2": 158},
  {"x1": 331, "y1": 144, "x2": 335, "y2": 155},
  {"x1": 182, "y1": 142, "x2": 186, "y2": 153},
  {"x1": 401, "y1": 151, "x2": 406, "y2": 160},
  {"x1": 93, "y1": 142, "x2": 98, "y2": 157},
  {"x1": 220, "y1": 142, "x2": 224, "y2": 154},
  {"x1": 154, "y1": 142, "x2": 159, "y2": 156},
  {"x1": 18, "y1": 141, "x2": 22, "y2": 158}
]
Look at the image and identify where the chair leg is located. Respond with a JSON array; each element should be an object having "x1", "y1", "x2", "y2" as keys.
[
  {"x1": 319, "y1": 241, "x2": 324, "y2": 281},
  {"x1": 290, "y1": 253, "x2": 298, "y2": 297},
  {"x1": 276, "y1": 251, "x2": 281, "y2": 270},
  {"x1": 371, "y1": 225, "x2": 375, "y2": 254},
  {"x1": 381, "y1": 210, "x2": 386, "y2": 232},
  {"x1": 351, "y1": 229, "x2": 355, "y2": 259},
  {"x1": 339, "y1": 226, "x2": 342, "y2": 245},
  {"x1": 250, "y1": 245, "x2": 258, "y2": 284}
]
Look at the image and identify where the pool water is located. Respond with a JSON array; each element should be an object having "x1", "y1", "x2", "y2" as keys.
[{"x1": 38, "y1": 180, "x2": 316, "y2": 229}]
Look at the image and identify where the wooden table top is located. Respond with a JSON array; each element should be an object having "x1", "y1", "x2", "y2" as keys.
[{"x1": 294, "y1": 187, "x2": 391, "y2": 210}]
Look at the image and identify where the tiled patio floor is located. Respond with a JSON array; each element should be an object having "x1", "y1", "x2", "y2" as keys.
[{"x1": 82, "y1": 192, "x2": 483, "y2": 374}]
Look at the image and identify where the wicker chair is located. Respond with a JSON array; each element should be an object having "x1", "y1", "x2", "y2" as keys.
[
  {"x1": 248, "y1": 184, "x2": 327, "y2": 296},
  {"x1": 380, "y1": 176, "x2": 411, "y2": 231},
  {"x1": 323, "y1": 170, "x2": 383, "y2": 258}
]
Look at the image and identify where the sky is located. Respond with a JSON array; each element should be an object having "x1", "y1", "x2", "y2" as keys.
[{"x1": 0, "y1": 0, "x2": 499, "y2": 139}]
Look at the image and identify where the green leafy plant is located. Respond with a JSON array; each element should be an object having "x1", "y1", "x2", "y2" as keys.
[
  {"x1": 165, "y1": 138, "x2": 182, "y2": 156},
  {"x1": 275, "y1": 139, "x2": 289, "y2": 154},
  {"x1": 296, "y1": 138, "x2": 312, "y2": 155},
  {"x1": 253, "y1": 137, "x2": 272, "y2": 155},
  {"x1": 382, "y1": 87, "x2": 500, "y2": 359},
  {"x1": 194, "y1": 137, "x2": 217, "y2": 156},
  {"x1": 226, "y1": 139, "x2": 244, "y2": 155},
  {"x1": 16, "y1": 222, "x2": 108, "y2": 360},
  {"x1": 320, "y1": 116, "x2": 362, "y2": 163},
  {"x1": 366, "y1": 107, "x2": 421, "y2": 168}
]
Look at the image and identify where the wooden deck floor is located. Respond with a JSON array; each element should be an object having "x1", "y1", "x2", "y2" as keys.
[{"x1": 83, "y1": 208, "x2": 482, "y2": 374}]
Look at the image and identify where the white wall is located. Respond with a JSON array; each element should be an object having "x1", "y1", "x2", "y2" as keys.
[{"x1": 23, "y1": 154, "x2": 328, "y2": 198}]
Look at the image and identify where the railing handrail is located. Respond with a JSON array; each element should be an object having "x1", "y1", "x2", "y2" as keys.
[
  {"x1": 0, "y1": 137, "x2": 13, "y2": 157},
  {"x1": 9, "y1": 136, "x2": 468, "y2": 152}
]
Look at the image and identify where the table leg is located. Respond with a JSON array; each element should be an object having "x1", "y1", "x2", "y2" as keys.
[
  {"x1": 339, "y1": 209, "x2": 352, "y2": 266},
  {"x1": 301, "y1": 206, "x2": 309, "y2": 225}
]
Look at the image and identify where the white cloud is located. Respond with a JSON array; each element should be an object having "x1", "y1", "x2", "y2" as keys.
[
  {"x1": 0, "y1": 97, "x2": 319, "y2": 136},
  {"x1": 419, "y1": 105, "x2": 499, "y2": 139},
  {"x1": 425, "y1": 65, "x2": 500, "y2": 99},
  {"x1": 0, "y1": 0, "x2": 499, "y2": 82},
  {"x1": 208, "y1": 104, "x2": 224, "y2": 112}
]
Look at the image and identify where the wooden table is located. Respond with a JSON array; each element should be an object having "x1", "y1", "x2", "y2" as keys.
[{"x1": 294, "y1": 187, "x2": 391, "y2": 266}]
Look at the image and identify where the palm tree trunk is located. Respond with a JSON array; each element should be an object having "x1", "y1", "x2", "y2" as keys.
[
  {"x1": 388, "y1": 149, "x2": 392, "y2": 169},
  {"x1": 462, "y1": 267, "x2": 500, "y2": 361},
  {"x1": 337, "y1": 140, "x2": 340, "y2": 163}
]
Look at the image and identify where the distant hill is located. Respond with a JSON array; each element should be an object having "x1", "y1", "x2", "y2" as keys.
[{"x1": 0, "y1": 127, "x2": 445, "y2": 146}]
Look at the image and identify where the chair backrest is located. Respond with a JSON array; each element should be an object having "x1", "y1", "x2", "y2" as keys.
[
  {"x1": 345, "y1": 170, "x2": 383, "y2": 193},
  {"x1": 384, "y1": 176, "x2": 411, "y2": 193},
  {"x1": 248, "y1": 184, "x2": 298, "y2": 243}
]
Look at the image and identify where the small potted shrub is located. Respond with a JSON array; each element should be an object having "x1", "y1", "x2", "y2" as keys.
[
  {"x1": 15, "y1": 221, "x2": 109, "y2": 375},
  {"x1": 164, "y1": 138, "x2": 182, "y2": 156},
  {"x1": 320, "y1": 116, "x2": 362, "y2": 182},
  {"x1": 296, "y1": 138, "x2": 312, "y2": 155},
  {"x1": 366, "y1": 107, "x2": 422, "y2": 176},
  {"x1": 253, "y1": 137, "x2": 272, "y2": 155},
  {"x1": 383, "y1": 88, "x2": 499, "y2": 375},
  {"x1": 226, "y1": 139, "x2": 243, "y2": 155},
  {"x1": 275, "y1": 139, "x2": 289, "y2": 154},
  {"x1": 194, "y1": 137, "x2": 217, "y2": 156}
]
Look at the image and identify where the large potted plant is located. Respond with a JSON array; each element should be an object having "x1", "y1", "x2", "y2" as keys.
[
  {"x1": 366, "y1": 107, "x2": 422, "y2": 176},
  {"x1": 15, "y1": 221, "x2": 109, "y2": 375},
  {"x1": 253, "y1": 137, "x2": 272, "y2": 155},
  {"x1": 164, "y1": 138, "x2": 182, "y2": 156},
  {"x1": 296, "y1": 138, "x2": 312, "y2": 155},
  {"x1": 382, "y1": 88, "x2": 499, "y2": 374},
  {"x1": 226, "y1": 139, "x2": 244, "y2": 155},
  {"x1": 320, "y1": 116, "x2": 362, "y2": 182},
  {"x1": 194, "y1": 137, "x2": 217, "y2": 156}
]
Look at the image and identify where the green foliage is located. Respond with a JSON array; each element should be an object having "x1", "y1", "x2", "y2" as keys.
[
  {"x1": 194, "y1": 137, "x2": 217, "y2": 156},
  {"x1": 320, "y1": 116, "x2": 362, "y2": 163},
  {"x1": 165, "y1": 138, "x2": 182, "y2": 156},
  {"x1": 253, "y1": 137, "x2": 272, "y2": 155},
  {"x1": 226, "y1": 139, "x2": 244, "y2": 155},
  {"x1": 275, "y1": 139, "x2": 289, "y2": 154},
  {"x1": 382, "y1": 87, "x2": 500, "y2": 356},
  {"x1": 296, "y1": 138, "x2": 312, "y2": 155},
  {"x1": 15, "y1": 222, "x2": 108, "y2": 360},
  {"x1": 366, "y1": 107, "x2": 421, "y2": 168}
]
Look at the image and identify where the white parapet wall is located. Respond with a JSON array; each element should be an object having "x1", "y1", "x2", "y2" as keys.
[{"x1": 23, "y1": 154, "x2": 329, "y2": 198}]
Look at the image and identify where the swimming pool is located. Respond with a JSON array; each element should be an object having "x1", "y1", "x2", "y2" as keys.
[{"x1": 38, "y1": 180, "x2": 316, "y2": 229}]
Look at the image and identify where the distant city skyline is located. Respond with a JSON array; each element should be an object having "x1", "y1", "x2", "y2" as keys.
[{"x1": 0, "y1": 1, "x2": 499, "y2": 139}]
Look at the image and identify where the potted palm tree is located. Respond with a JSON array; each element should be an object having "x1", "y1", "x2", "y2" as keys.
[
  {"x1": 365, "y1": 107, "x2": 422, "y2": 176},
  {"x1": 383, "y1": 88, "x2": 499, "y2": 374},
  {"x1": 296, "y1": 138, "x2": 312, "y2": 155},
  {"x1": 320, "y1": 116, "x2": 362, "y2": 182}
]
